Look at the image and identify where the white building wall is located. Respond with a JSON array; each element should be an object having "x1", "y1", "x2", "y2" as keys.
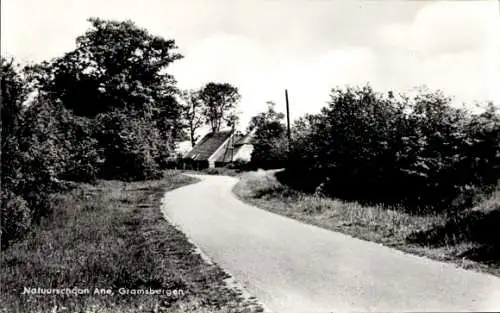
[{"x1": 233, "y1": 144, "x2": 254, "y2": 162}]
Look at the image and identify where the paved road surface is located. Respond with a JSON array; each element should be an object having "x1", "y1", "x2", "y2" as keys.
[{"x1": 161, "y1": 174, "x2": 500, "y2": 312}]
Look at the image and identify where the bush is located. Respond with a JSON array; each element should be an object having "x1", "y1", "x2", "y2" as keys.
[
  {"x1": 59, "y1": 135, "x2": 101, "y2": 183},
  {"x1": 285, "y1": 85, "x2": 500, "y2": 212},
  {"x1": 95, "y1": 111, "x2": 164, "y2": 181},
  {"x1": 16, "y1": 98, "x2": 99, "y2": 184},
  {"x1": 17, "y1": 99, "x2": 100, "y2": 182},
  {"x1": 1, "y1": 190, "x2": 31, "y2": 248},
  {"x1": 163, "y1": 156, "x2": 184, "y2": 169},
  {"x1": 1, "y1": 28, "x2": 183, "y2": 249},
  {"x1": 227, "y1": 158, "x2": 253, "y2": 171},
  {"x1": 180, "y1": 159, "x2": 209, "y2": 170},
  {"x1": 3, "y1": 98, "x2": 99, "y2": 233},
  {"x1": 55, "y1": 113, "x2": 102, "y2": 182},
  {"x1": 248, "y1": 101, "x2": 289, "y2": 169},
  {"x1": 251, "y1": 135, "x2": 288, "y2": 169}
]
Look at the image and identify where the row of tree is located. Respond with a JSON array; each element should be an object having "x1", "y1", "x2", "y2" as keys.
[
  {"x1": 1, "y1": 18, "x2": 240, "y2": 248},
  {"x1": 249, "y1": 86, "x2": 500, "y2": 213},
  {"x1": 179, "y1": 83, "x2": 240, "y2": 147}
]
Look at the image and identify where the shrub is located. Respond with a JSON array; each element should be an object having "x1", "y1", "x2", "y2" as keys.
[
  {"x1": 227, "y1": 158, "x2": 253, "y2": 171},
  {"x1": 17, "y1": 98, "x2": 98, "y2": 183},
  {"x1": 60, "y1": 135, "x2": 101, "y2": 183},
  {"x1": 1, "y1": 189, "x2": 31, "y2": 248},
  {"x1": 54, "y1": 112, "x2": 102, "y2": 182},
  {"x1": 163, "y1": 156, "x2": 184, "y2": 169},
  {"x1": 248, "y1": 101, "x2": 289, "y2": 169},
  {"x1": 285, "y1": 85, "x2": 500, "y2": 212},
  {"x1": 1, "y1": 57, "x2": 28, "y2": 192},
  {"x1": 95, "y1": 111, "x2": 164, "y2": 181},
  {"x1": 251, "y1": 135, "x2": 288, "y2": 169}
]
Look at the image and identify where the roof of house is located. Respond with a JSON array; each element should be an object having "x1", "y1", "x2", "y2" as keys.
[
  {"x1": 212, "y1": 134, "x2": 245, "y2": 163},
  {"x1": 184, "y1": 130, "x2": 233, "y2": 161},
  {"x1": 235, "y1": 128, "x2": 257, "y2": 145}
]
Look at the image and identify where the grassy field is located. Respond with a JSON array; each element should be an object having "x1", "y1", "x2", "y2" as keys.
[
  {"x1": 1, "y1": 171, "x2": 263, "y2": 313},
  {"x1": 233, "y1": 170, "x2": 500, "y2": 277}
]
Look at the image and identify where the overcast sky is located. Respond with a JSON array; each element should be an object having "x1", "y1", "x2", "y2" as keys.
[{"x1": 2, "y1": 0, "x2": 500, "y2": 130}]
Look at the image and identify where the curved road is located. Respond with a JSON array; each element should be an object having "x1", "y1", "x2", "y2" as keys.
[{"x1": 161, "y1": 174, "x2": 500, "y2": 312}]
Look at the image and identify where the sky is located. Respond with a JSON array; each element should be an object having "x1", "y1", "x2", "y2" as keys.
[{"x1": 2, "y1": 0, "x2": 500, "y2": 132}]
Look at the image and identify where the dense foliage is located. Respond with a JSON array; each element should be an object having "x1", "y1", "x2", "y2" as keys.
[
  {"x1": 23, "y1": 18, "x2": 184, "y2": 180},
  {"x1": 199, "y1": 82, "x2": 241, "y2": 132},
  {"x1": 1, "y1": 18, "x2": 184, "y2": 248},
  {"x1": 94, "y1": 110, "x2": 164, "y2": 181},
  {"x1": 1, "y1": 58, "x2": 31, "y2": 248},
  {"x1": 249, "y1": 101, "x2": 289, "y2": 169},
  {"x1": 26, "y1": 18, "x2": 182, "y2": 117},
  {"x1": 284, "y1": 85, "x2": 500, "y2": 212}
]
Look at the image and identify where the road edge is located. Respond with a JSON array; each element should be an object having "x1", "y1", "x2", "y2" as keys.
[{"x1": 160, "y1": 191, "x2": 273, "y2": 313}]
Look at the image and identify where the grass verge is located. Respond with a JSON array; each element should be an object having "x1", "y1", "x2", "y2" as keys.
[
  {"x1": 1, "y1": 171, "x2": 263, "y2": 313},
  {"x1": 233, "y1": 170, "x2": 500, "y2": 277}
]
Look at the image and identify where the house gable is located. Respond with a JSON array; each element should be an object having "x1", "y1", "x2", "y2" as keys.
[
  {"x1": 184, "y1": 130, "x2": 233, "y2": 161},
  {"x1": 184, "y1": 129, "x2": 255, "y2": 167}
]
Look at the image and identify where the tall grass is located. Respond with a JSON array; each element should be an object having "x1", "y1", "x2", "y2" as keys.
[{"x1": 1, "y1": 172, "x2": 263, "y2": 313}]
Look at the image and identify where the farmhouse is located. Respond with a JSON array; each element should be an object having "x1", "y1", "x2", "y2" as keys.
[{"x1": 184, "y1": 128, "x2": 256, "y2": 169}]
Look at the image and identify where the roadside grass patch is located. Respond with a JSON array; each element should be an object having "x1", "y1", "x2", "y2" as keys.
[
  {"x1": 1, "y1": 171, "x2": 263, "y2": 313},
  {"x1": 233, "y1": 170, "x2": 500, "y2": 277},
  {"x1": 180, "y1": 167, "x2": 242, "y2": 177}
]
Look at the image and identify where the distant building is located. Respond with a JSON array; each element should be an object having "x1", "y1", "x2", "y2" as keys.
[
  {"x1": 232, "y1": 127, "x2": 257, "y2": 162},
  {"x1": 184, "y1": 128, "x2": 256, "y2": 169}
]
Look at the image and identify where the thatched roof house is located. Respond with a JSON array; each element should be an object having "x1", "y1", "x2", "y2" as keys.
[{"x1": 184, "y1": 128, "x2": 256, "y2": 169}]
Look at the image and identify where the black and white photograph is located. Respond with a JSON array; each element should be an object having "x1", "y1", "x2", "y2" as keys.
[{"x1": 1, "y1": 0, "x2": 500, "y2": 312}]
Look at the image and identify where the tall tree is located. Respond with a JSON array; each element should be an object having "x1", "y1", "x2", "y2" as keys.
[
  {"x1": 1, "y1": 58, "x2": 27, "y2": 149},
  {"x1": 1, "y1": 58, "x2": 29, "y2": 191},
  {"x1": 180, "y1": 89, "x2": 204, "y2": 147},
  {"x1": 199, "y1": 82, "x2": 240, "y2": 132},
  {"x1": 1, "y1": 58, "x2": 32, "y2": 248},
  {"x1": 249, "y1": 101, "x2": 288, "y2": 169},
  {"x1": 247, "y1": 101, "x2": 284, "y2": 132},
  {"x1": 23, "y1": 18, "x2": 185, "y2": 180},
  {"x1": 25, "y1": 17, "x2": 183, "y2": 119}
]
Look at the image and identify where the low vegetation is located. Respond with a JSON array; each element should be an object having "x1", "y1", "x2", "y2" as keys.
[
  {"x1": 1, "y1": 171, "x2": 263, "y2": 313},
  {"x1": 234, "y1": 170, "x2": 500, "y2": 277},
  {"x1": 198, "y1": 166, "x2": 243, "y2": 177}
]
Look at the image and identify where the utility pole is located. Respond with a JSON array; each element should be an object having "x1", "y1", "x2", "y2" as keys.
[{"x1": 285, "y1": 89, "x2": 292, "y2": 153}]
